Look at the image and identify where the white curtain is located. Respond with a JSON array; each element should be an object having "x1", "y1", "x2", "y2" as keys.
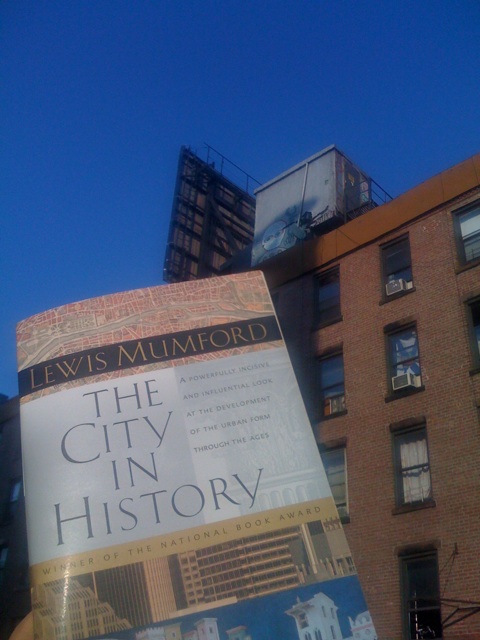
[{"x1": 400, "y1": 437, "x2": 431, "y2": 503}]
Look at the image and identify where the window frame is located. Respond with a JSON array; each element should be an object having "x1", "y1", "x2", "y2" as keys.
[
  {"x1": 399, "y1": 548, "x2": 442, "y2": 640},
  {"x1": 314, "y1": 267, "x2": 341, "y2": 328},
  {"x1": 391, "y1": 423, "x2": 434, "y2": 511},
  {"x1": 318, "y1": 351, "x2": 346, "y2": 419},
  {"x1": 320, "y1": 443, "x2": 349, "y2": 522},
  {"x1": 453, "y1": 200, "x2": 480, "y2": 266},
  {"x1": 466, "y1": 296, "x2": 480, "y2": 371},
  {"x1": 385, "y1": 323, "x2": 423, "y2": 398},
  {"x1": 381, "y1": 235, "x2": 414, "y2": 300}
]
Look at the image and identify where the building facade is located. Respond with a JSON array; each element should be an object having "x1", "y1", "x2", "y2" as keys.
[
  {"x1": 259, "y1": 153, "x2": 480, "y2": 639},
  {"x1": 32, "y1": 578, "x2": 130, "y2": 640},
  {"x1": 0, "y1": 397, "x2": 30, "y2": 640},
  {"x1": 286, "y1": 590, "x2": 344, "y2": 640},
  {"x1": 175, "y1": 523, "x2": 354, "y2": 609}
]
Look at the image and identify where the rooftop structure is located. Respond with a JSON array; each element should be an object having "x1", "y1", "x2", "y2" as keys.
[
  {"x1": 163, "y1": 146, "x2": 257, "y2": 283},
  {"x1": 252, "y1": 145, "x2": 391, "y2": 266}
]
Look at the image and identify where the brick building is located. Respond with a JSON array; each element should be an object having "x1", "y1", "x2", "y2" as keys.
[{"x1": 257, "y1": 153, "x2": 480, "y2": 639}]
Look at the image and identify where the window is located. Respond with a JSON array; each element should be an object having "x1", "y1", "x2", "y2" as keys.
[
  {"x1": 0, "y1": 544, "x2": 8, "y2": 585},
  {"x1": 387, "y1": 326, "x2": 421, "y2": 392},
  {"x1": 321, "y1": 447, "x2": 348, "y2": 519},
  {"x1": 3, "y1": 478, "x2": 22, "y2": 523},
  {"x1": 318, "y1": 353, "x2": 345, "y2": 417},
  {"x1": 467, "y1": 298, "x2": 480, "y2": 368},
  {"x1": 381, "y1": 236, "x2": 413, "y2": 296},
  {"x1": 298, "y1": 611, "x2": 308, "y2": 629},
  {"x1": 393, "y1": 427, "x2": 432, "y2": 507},
  {"x1": 454, "y1": 202, "x2": 480, "y2": 264},
  {"x1": 400, "y1": 549, "x2": 442, "y2": 639},
  {"x1": 315, "y1": 268, "x2": 341, "y2": 326}
]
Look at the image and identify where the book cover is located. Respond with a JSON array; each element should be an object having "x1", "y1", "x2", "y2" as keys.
[{"x1": 17, "y1": 272, "x2": 376, "y2": 640}]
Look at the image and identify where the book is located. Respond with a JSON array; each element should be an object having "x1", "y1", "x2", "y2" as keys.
[{"x1": 17, "y1": 271, "x2": 376, "y2": 640}]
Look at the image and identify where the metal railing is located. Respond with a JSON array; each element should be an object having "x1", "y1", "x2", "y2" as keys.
[{"x1": 203, "y1": 143, "x2": 261, "y2": 196}]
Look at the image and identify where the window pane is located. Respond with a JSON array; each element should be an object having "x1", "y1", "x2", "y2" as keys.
[
  {"x1": 321, "y1": 448, "x2": 347, "y2": 515},
  {"x1": 316, "y1": 270, "x2": 340, "y2": 324},
  {"x1": 395, "y1": 429, "x2": 431, "y2": 505},
  {"x1": 320, "y1": 281, "x2": 340, "y2": 309},
  {"x1": 408, "y1": 609, "x2": 442, "y2": 640},
  {"x1": 402, "y1": 552, "x2": 442, "y2": 640},
  {"x1": 3, "y1": 479, "x2": 22, "y2": 522},
  {"x1": 384, "y1": 238, "x2": 412, "y2": 282},
  {"x1": 320, "y1": 355, "x2": 344, "y2": 389},
  {"x1": 319, "y1": 354, "x2": 345, "y2": 417},
  {"x1": 0, "y1": 545, "x2": 8, "y2": 585},
  {"x1": 406, "y1": 556, "x2": 439, "y2": 600},
  {"x1": 0, "y1": 546, "x2": 7, "y2": 568},
  {"x1": 390, "y1": 329, "x2": 420, "y2": 376},
  {"x1": 470, "y1": 300, "x2": 480, "y2": 360},
  {"x1": 10, "y1": 479, "x2": 22, "y2": 503},
  {"x1": 459, "y1": 207, "x2": 480, "y2": 261}
]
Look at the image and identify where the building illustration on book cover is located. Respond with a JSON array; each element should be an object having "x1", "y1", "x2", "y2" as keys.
[{"x1": 16, "y1": 272, "x2": 375, "y2": 640}]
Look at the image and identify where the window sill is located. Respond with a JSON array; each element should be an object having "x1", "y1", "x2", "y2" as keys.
[
  {"x1": 469, "y1": 366, "x2": 480, "y2": 377},
  {"x1": 321, "y1": 409, "x2": 348, "y2": 421},
  {"x1": 385, "y1": 385, "x2": 425, "y2": 403},
  {"x1": 312, "y1": 315, "x2": 343, "y2": 331},
  {"x1": 379, "y1": 286, "x2": 416, "y2": 305},
  {"x1": 455, "y1": 256, "x2": 480, "y2": 274},
  {"x1": 392, "y1": 498, "x2": 436, "y2": 516}
]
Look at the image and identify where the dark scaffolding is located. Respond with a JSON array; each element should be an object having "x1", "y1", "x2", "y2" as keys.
[{"x1": 163, "y1": 146, "x2": 258, "y2": 283}]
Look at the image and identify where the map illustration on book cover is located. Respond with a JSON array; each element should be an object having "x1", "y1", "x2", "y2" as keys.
[{"x1": 17, "y1": 272, "x2": 376, "y2": 640}]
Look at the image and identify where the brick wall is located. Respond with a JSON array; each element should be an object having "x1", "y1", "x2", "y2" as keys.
[{"x1": 271, "y1": 187, "x2": 480, "y2": 639}]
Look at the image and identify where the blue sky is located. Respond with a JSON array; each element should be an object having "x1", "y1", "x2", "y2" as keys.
[{"x1": 1, "y1": 1, "x2": 479, "y2": 398}]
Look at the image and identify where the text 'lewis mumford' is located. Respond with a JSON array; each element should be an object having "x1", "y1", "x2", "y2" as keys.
[{"x1": 19, "y1": 316, "x2": 281, "y2": 395}]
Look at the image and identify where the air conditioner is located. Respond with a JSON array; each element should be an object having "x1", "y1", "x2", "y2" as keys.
[
  {"x1": 392, "y1": 372, "x2": 420, "y2": 391},
  {"x1": 385, "y1": 278, "x2": 407, "y2": 296},
  {"x1": 385, "y1": 279, "x2": 412, "y2": 296},
  {"x1": 329, "y1": 395, "x2": 346, "y2": 414}
]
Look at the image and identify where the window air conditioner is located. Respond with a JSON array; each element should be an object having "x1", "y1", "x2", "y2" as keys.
[
  {"x1": 385, "y1": 278, "x2": 407, "y2": 296},
  {"x1": 392, "y1": 372, "x2": 420, "y2": 391},
  {"x1": 386, "y1": 279, "x2": 412, "y2": 296},
  {"x1": 329, "y1": 395, "x2": 346, "y2": 414}
]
